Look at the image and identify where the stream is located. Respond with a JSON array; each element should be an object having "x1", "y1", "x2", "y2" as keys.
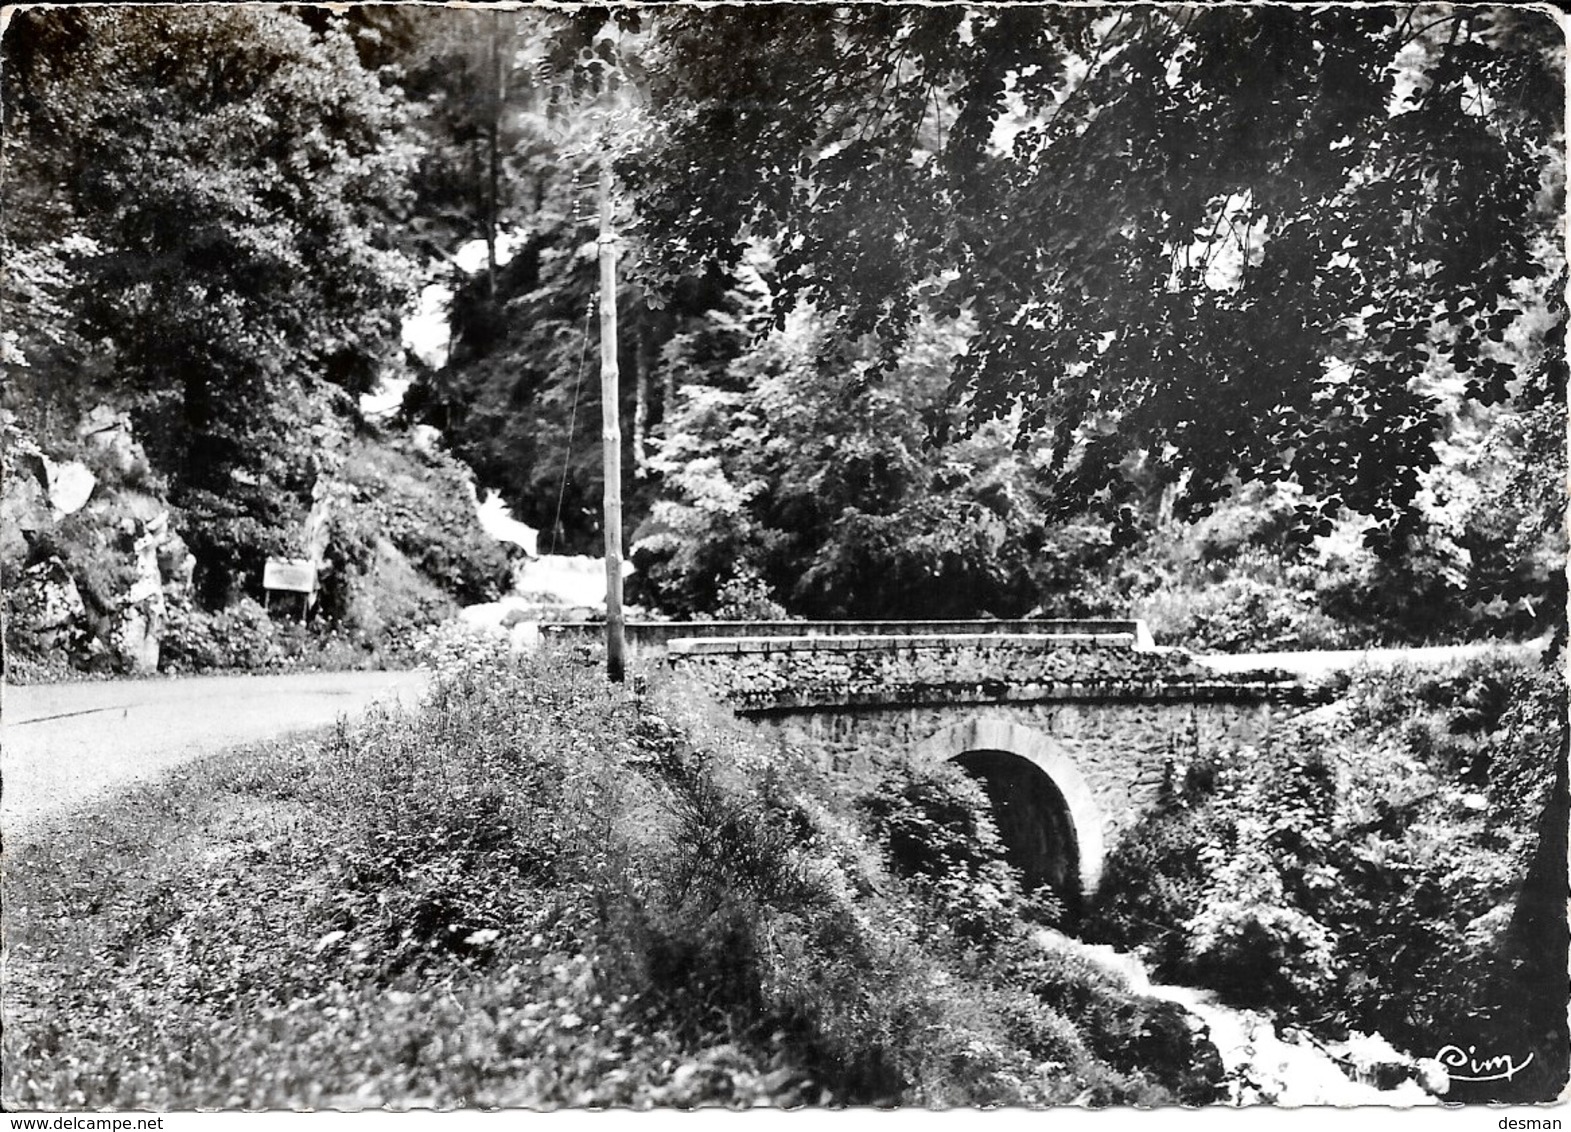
[{"x1": 1039, "y1": 931, "x2": 1443, "y2": 1106}]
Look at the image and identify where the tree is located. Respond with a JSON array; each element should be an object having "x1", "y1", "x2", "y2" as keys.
[
  {"x1": 634, "y1": 263, "x2": 1059, "y2": 619},
  {"x1": 396, "y1": 8, "x2": 755, "y2": 555},
  {"x1": 626, "y1": 4, "x2": 1564, "y2": 567},
  {"x1": 346, "y1": 7, "x2": 548, "y2": 284},
  {"x1": 2, "y1": 7, "x2": 418, "y2": 603}
]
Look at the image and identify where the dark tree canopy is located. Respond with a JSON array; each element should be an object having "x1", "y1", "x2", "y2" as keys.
[
  {"x1": 626, "y1": 4, "x2": 1565, "y2": 552},
  {"x1": 3, "y1": 3, "x2": 1561, "y2": 632}
]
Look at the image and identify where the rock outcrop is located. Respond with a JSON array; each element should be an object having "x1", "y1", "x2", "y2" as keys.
[
  {"x1": 10, "y1": 557, "x2": 87, "y2": 657},
  {"x1": 37, "y1": 455, "x2": 96, "y2": 517},
  {"x1": 3, "y1": 406, "x2": 192, "y2": 674}
]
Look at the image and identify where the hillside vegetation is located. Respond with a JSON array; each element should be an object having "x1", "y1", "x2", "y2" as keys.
[
  {"x1": 3, "y1": 641, "x2": 1223, "y2": 1108},
  {"x1": 1086, "y1": 654, "x2": 1567, "y2": 1103},
  {"x1": 3, "y1": 409, "x2": 510, "y2": 680},
  {"x1": 0, "y1": 9, "x2": 507, "y2": 682},
  {"x1": 4, "y1": 7, "x2": 1561, "y2": 671}
]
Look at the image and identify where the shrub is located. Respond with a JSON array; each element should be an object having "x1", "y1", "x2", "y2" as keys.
[
  {"x1": 1183, "y1": 849, "x2": 1337, "y2": 1010},
  {"x1": 338, "y1": 433, "x2": 513, "y2": 608},
  {"x1": 1136, "y1": 569, "x2": 1356, "y2": 652},
  {"x1": 1012, "y1": 943, "x2": 1224, "y2": 1105},
  {"x1": 1081, "y1": 771, "x2": 1229, "y2": 975},
  {"x1": 854, "y1": 760, "x2": 1041, "y2": 951},
  {"x1": 159, "y1": 596, "x2": 387, "y2": 673},
  {"x1": 711, "y1": 566, "x2": 792, "y2": 621},
  {"x1": 159, "y1": 597, "x2": 287, "y2": 672}
]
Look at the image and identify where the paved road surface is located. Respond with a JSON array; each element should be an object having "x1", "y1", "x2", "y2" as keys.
[{"x1": 2, "y1": 669, "x2": 431, "y2": 837}]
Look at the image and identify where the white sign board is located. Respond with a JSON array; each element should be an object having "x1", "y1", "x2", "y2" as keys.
[{"x1": 263, "y1": 557, "x2": 318, "y2": 594}]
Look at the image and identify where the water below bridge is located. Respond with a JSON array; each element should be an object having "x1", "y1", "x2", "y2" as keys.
[{"x1": 1040, "y1": 930, "x2": 1442, "y2": 1106}]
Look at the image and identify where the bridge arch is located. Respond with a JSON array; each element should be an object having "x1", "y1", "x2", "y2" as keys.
[{"x1": 912, "y1": 718, "x2": 1105, "y2": 904}]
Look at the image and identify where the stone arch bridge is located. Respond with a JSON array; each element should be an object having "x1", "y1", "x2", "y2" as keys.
[{"x1": 550, "y1": 619, "x2": 1320, "y2": 914}]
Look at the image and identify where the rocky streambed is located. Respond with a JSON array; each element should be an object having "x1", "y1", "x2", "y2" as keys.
[{"x1": 1038, "y1": 931, "x2": 1446, "y2": 1106}]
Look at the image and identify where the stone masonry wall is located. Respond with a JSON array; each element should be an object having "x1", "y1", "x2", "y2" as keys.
[
  {"x1": 545, "y1": 618, "x2": 1151, "y2": 658},
  {"x1": 667, "y1": 633, "x2": 1305, "y2": 711},
  {"x1": 663, "y1": 632, "x2": 1309, "y2": 853},
  {"x1": 744, "y1": 699, "x2": 1281, "y2": 847}
]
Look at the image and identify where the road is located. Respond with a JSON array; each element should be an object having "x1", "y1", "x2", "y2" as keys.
[{"x1": 2, "y1": 669, "x2": 431, "y2": 837}]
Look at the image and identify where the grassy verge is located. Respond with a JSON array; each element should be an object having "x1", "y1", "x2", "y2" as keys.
[{"x1": 4, "y1": 642, "x2": 1221, "y2": 1109}]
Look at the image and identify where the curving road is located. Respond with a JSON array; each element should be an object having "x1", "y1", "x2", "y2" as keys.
[{"x1": 2, "y1": 669, "x2": 431, "y2": 838}]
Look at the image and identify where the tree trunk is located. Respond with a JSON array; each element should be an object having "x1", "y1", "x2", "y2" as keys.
[{"x1": 662, "y1": 343, "x2": 677, "y2": 431}]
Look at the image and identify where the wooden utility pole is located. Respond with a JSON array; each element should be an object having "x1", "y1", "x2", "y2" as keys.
[
  {"x1": 484, "y1": 9, "x2": 505, "y2": 300},
  {"x1": 598, "y1": 161, "x2": 626, "y2": 682}
]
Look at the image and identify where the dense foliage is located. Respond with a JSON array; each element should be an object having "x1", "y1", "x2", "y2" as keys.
[
  {"x1": 4, "y1": 642, "x2": 1224, "y2": 1108},
  {"x1": 533, "y1": 4, "x2": 1559, "y2": 634},
  {"x1": 1085, "y1": 656, "x2": 1568, "y2": 1102},
  {"x1": 0, "y1": 9, "x2": 529, "y2": 676},
  {"x1": 1087, "y1": 475, "x2": 1562, "y2": 649},
  {"x1": 856, "y1": 760, "x2": 1065, "y2": 947},
  {"x1": 630, "y1": 6, "x2": 1563, "y2": 557},
  {"x1": 632, "y1": 294, "x2": 1065, "y2": 618},
  {"x1": 5, "y1": 6, "x2": 1561, "y2": 651},
  {"x1": 3, "y1": 7, "x2": 417, "y2": 605}
]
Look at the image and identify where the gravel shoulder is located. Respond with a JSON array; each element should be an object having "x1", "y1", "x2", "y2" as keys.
[{"x1": 2, "y1": 669, "x2": 431, "y2": 838}]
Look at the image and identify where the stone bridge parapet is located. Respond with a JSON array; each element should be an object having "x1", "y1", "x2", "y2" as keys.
[
  {"x1": 665, "y1": 631, "x2": 1313, "y2": 713},
  {"x1": 543, "y1": 618, "x2": 1156, "y2": 657}
]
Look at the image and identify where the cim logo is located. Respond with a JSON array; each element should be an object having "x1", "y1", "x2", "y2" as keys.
[{"x1": 1437, "y1": 1043, "x2": 1535, "y2": 1084}]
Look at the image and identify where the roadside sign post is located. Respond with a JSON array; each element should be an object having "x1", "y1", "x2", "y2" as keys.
[{"x1": 263, "y1": 557, "x2": 318, "y2": 623}]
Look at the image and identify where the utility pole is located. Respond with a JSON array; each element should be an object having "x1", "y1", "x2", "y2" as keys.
[
  {"x1": 598, "y1": 160, "x2": 626, "y2": 683},
  {"x1": 484, "y1": 9, "x2": 504, "y2": 300}
]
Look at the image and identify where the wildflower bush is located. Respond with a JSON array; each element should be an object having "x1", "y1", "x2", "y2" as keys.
[
  {"x1": 159, "y1": 597, "x2": 289, "y2": 672},
  {"x1": 406, "y1": 619, "x2": 517, "y2": 682},
  {"x1": 711, "y1": 566, "x2": 793, "y2": 622},
  {"x1": 6, "y1": 645, "x2": 1225, "y2": 1109},
  {"x1": 1084, "y1": 654, "x2": 1567, "y2": 1102}
]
